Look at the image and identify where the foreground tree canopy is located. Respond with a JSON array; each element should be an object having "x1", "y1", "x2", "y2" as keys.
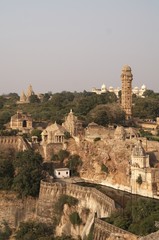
[
  {"x1": 13, "y1": 150, "x2": 43, "y2": 197},
  {"x1": 106, "y1": 198, "x2": 159, "y2": 236}
]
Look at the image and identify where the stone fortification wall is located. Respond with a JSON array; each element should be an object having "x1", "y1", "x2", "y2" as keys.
[
  {"x1": 37, "y1": 180, "x2": 115, "y2": 222},
  {"x1": 0, "y1": 136, "x2": 30, "y2": 151},
  {"x1": 93, "y1": 218, "x2": 138, "y2": 240}
]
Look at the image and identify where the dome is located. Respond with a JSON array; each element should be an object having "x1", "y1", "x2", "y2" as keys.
[
  {"x1": 109, "y1": 86, "x2": 114, "y2": 90},
  {"x1": 122, "y1": 65, "x2": 131, "y2": 71},
  {"x1": 134, "y1": 86, "x2": 139, "y2": 90},
  {"x1": 141, "y1": 84, "x2": 146, "y2": 90}
]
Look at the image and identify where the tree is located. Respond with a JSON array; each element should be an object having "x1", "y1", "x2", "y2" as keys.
[
  {"x1": 15, "y1": 221, "x2": 54, "y2": 240},
  {"x1": 13, "y1": 150, "x2": 43, "y2": 197},
  {"x1": 31, "y1": 129, "x2": 42, "y2": 141},
  {"x1": 0, "y1": 149, "x2": 15, "y2": 190},
  {"x1": 29, "y1": 94, "x2": 40, "y2": 103},
  {"x1": 67, "y1": 154, "x2": 82, "y2": 176},
  {"x1": 136, "y1": 174, "x2": 142, "y2": 185},
  {"x1": 69, "y1": 212, "x2": 82, "y2": 226},
  {"x1": 0, "y1": 220, "x2": 12, "y2": 240}
]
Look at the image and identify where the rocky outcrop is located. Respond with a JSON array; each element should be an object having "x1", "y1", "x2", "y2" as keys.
[{"x1": 0, "y1": 191, "x2": 37, "y2": 228}]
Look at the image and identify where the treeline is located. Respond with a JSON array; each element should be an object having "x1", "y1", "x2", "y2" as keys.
[
  {"x1": 0, "y1": 91, "x2": 124, "y2": 129},
  {"x1": 0, "y1": 89, "x2": 159, "y2": 131}
]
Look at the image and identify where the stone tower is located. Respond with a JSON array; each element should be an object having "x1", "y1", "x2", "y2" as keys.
[{"x1": 121, "y1": 65, "x2": 133, "y2": 119}]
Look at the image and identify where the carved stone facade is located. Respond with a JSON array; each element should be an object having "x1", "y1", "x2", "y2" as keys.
[
  {"x1": 121, "y1": 65, "x2": 133, "y2": 119},
  {"x1": 10, "y1": 110, "x2": 33, "y2": 133},
  {"x1": 62, "y1": 109, "x2": 83, "y2": 136},
  {"x1": 17, "y1": 84, "x2": 35, "y2": 104},
  {"x1": 131, "y1": 141, "x2": 159, "y2": 197},
  {"x1": 41, "y1": 122, "x2": 66, "y2": 144}
]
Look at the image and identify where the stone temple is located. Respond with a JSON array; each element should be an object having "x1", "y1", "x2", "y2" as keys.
[{"x1": 121, "y1": 65, "x2": 133, "y2": 120}]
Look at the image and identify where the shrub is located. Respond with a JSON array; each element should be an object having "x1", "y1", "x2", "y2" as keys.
[
  {"x1": 94, "y1": 137, "x2": 101, "y2": 142},
  {"x1": 69, "y1": 212, "x2": 82, "y2": 226},
  {"x1": 58, "y1": 150, "x2": 70, "y2": 161},
  {"x1": 64, "y1": 131, "x2": 71, "y2": 139},
  {"x1": 136, "y1": 174, "x2": 142, "y2": 185},
  {"x1": 67, "y1": 154, "x2": 82, "y2": 176},
  {"x1": 101, "y1": 164, "x2": 109, "y2": 173},
  {"x1": 55, "y1": 195, "x2": 78, "y2": 215}
]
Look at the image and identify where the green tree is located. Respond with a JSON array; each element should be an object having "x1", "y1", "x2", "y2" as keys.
[
  {"x1": 69, "y1": 212, "x2": 82, "y2": 226},
  {"x1": 58, "y1": 150, "x2": 70, "y2": 161},
  {"x1": 67, "y1": 154, "x2": 82, "y2": 176},
  {"x1": 13, "y1": 150, "x2": 43, "y2": 197},
  {"x1": 15, "y1": 221, "x2": 54, "y2": 240},
  {"x1": 136, "y1": 174, "x2": 142, "y2": 185},
  {"x1": 0, "y1": 220, "x2": 12, "y2": 240},
  {"x1": 31, "y1": 129, "x2": 42, "y2": 141},
  {"x1": 29, "y1": 94, "x2": 40, "y2": 103},
  {"x1": 0, "y1": 149, "x2": 15, "y2": 190}
]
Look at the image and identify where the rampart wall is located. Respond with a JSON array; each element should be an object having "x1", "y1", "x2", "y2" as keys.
[
  {"x1": 37, "y1": 180, "x2": 115, "y2": 222},
  {"x1": 0, "y1": 136, "x2": 30, "y2": 151},
  {"x1": 93, "y1": 218, "x2": 138, "y2": 240}
]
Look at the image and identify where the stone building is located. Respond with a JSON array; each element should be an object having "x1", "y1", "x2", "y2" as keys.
[
  {"x1": 10, "y1": 110, "x2": 33, "y2": 133},
  {"x1": 130, "y1": 141, "x2": 159, "y2": 197},
  {"x1": 62, "y1": 109, "x2": 83, "y2": 136},
  {"x1": 121, "y1": 65, "x2": 133, "y2": 119},
  {"x1": 17, "y1": 84, "x2": 35, "y2": 104},
  {"x1": 41, "y1": 122, "x2": 66, "y2": 144}
]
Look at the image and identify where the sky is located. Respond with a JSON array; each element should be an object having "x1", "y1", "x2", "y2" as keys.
[{"x1": 0, "y1": 0, "x2": 159, "y2": 95}]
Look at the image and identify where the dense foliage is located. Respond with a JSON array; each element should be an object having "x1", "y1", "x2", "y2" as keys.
[
  {"x1": 105, "y1": 198, "x2": 159, "y2": 236},
  {"x1": 66, "y1": 154, "x2": 82, "y2": 176},
  {"x1": 55, "y1": 195, "x2": 79, "y2": 215},
  {"x1": 13, "y1": 150, "x2": 43, "y2": 197},
  {"x1": 0, "y1": 91, "x2": 122, "y2": 130},
  {"x1": 15, "y1": 221, "x2": 54, "y2": 240},
  {"x1": 0, "y1": 221, "x2": 12, "y2": 240},
  {"x1": 69, "y1": 212, "x2": 82, "y2": 226},
  {"x1": 15, "y1": 220, "x2": 76, "y2": 240},
  {"x1": 133, "y1": 90, "x2": 159, "y2": 119},
  {"x1": 0, "y1": 149, "x2": 15, "y2": 190}
]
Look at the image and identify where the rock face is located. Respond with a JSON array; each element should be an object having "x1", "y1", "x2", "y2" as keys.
[{"x1": 0, "y1": 191, "x2": 37, "y2": 228}]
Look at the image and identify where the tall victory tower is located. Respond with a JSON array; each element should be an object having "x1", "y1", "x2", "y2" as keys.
[{"x1": 121, "y1": 65, "x2": 133, "y2": 120}]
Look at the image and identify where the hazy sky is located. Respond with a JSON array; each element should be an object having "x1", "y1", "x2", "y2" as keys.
[{"x1": 0, "y1": 0, "x2": 159, "y2": 94}]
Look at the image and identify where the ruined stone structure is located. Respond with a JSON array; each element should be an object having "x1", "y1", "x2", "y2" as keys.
[
  {"x1": 85, "y1": 122, "x2": 114, "y2": 140},
  {"x1": 131, "y1": 141, "x2": 159, "y2": 197},
  {"x1": 62, "y1": 109, "x2": 83, "y2": 136},
  {"x1": 93, "y1": 218, "x2": 138, "y2": 240},
  {"x1": 114, "y1": 126, "x2": 138, "y2": 140},
  {"x1": 10, "y1": 110, "x2": 33, "y2": 133},
  {"x1": 17, "y1": 84, "x2": 35, "y2": 104},
  {"x1": 121, "y1": 65, "x2": 133, "y2": 119},
  {"x1": 0, "y1": 136, "x2": 30, "y2": 151}
]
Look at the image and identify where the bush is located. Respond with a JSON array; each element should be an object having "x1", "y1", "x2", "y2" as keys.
[
  {"x1": 0, "y1": 221, "x2": 12, "y2": 240},
  {"x1": 55, "y1": 195, "x2": 78, "y2": 215},
  {"x1": 58, "y1": 150, "x2": 70, "y2": 161},
  {"x1": 136, "y1": 174, "x2": 142, "y2": 185},
  {"x1": 67, "y1": 154, "x2": 82, "y2": 176},
  {"x1": 15, "y1": 221, "x2": 54, "y2": 240},
  {"x1": 64, "y1": 131, "x2": 71, "y2": 139},
  {"x1": 94, "y1": 137, "x2": 101, "y2": 142},
  {"x1": 101, "y1": 164, "x2": 108, "y2": 173},
  {"x1": 69, "y1": 212, "x2": 82, "y2": 226}
]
